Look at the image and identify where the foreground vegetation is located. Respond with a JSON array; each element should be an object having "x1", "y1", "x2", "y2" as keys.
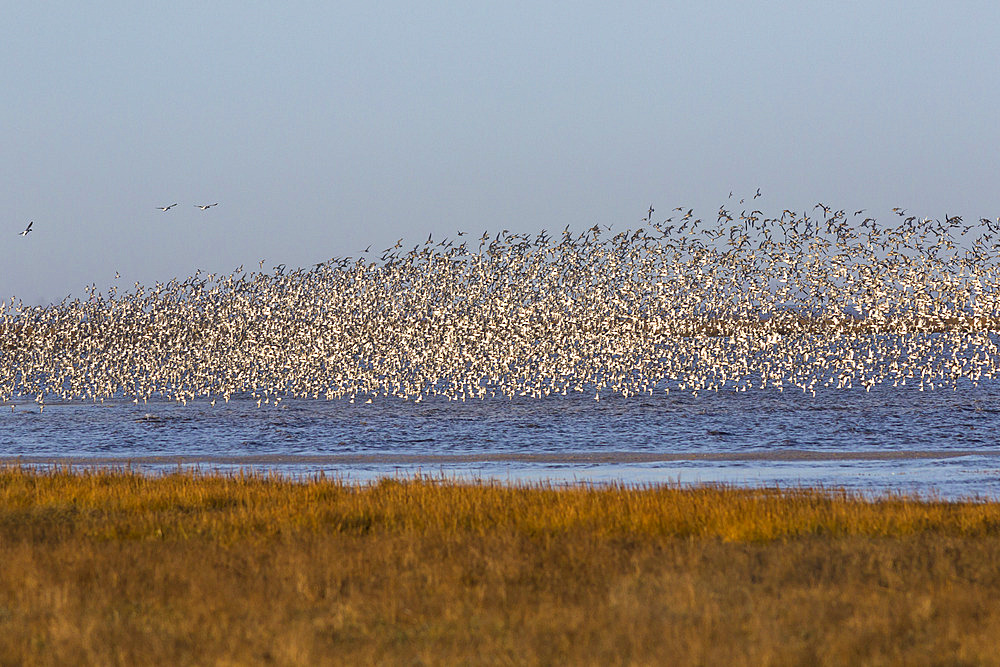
[{"x1": 2, "y1": 468, "x2": 1000, "y2": 665}]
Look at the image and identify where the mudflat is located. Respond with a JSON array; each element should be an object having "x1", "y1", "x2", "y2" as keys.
[{"x1": 2, "y1": 448, "x2": 994, "y2": 466}]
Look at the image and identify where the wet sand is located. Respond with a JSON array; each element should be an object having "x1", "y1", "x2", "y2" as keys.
[{"x1": 2, "y1": 450, "x2": 998, "y2": 467}]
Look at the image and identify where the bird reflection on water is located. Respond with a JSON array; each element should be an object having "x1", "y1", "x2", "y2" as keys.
[{"x1": 3, "y1": 202, "x2": 1000, "y2": 408}]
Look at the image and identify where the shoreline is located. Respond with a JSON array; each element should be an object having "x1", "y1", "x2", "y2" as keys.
[{"x1": 2, "y1": 449, "x2": 997, "y2": 466}]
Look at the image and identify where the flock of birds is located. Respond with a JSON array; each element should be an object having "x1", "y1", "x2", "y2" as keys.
[{"x1": 4, "y1": 199, "x2": 1000, "y2": 408}]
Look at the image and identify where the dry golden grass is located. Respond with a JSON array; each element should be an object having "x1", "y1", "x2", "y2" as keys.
[{"x1": 2, "y1": 467, "x2": 1000, "y2": 665}]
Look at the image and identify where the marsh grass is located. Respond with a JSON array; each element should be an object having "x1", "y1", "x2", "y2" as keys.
[{"x1": 2, "y1": 467, "x2": 1000, "y2": 665}]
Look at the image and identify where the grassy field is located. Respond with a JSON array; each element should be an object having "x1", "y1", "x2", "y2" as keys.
[{"x1": 2, "y1": 468, "x2": 1000, "y2": 665}]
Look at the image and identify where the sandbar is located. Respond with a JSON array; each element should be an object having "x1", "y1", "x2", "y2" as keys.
[{"x1": 2, "y1": 450, "x2": 998, "y2": 466}]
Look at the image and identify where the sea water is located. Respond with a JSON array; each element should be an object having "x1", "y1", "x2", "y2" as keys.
[{"x1": 2, "y1": 382, "x2": 1000, "y2": 499}]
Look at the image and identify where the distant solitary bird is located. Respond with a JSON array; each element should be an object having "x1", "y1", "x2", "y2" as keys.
[
  {"x1": 156, "y1": 204, "x2": 178, "y2": 211},
  {"x1": 195, "y1": 203, "x2": 219, "y2": 210},
  {"x1": 19, "y1": 221, "x2": 33, "y2": 236}
]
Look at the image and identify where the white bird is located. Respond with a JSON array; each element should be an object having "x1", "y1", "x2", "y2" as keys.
[
  {"x1": 195, "y1": 203, "x2": 219, "y2": 210},
  {"x1": 19, "y1": 221, "x2": 33, "y2": 236},
  {"x1": 156, "y1": 204, "x2": 178, "y2": 211}
]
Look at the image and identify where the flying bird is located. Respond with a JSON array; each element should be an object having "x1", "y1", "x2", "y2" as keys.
[
  {"x1": 156, "y1": 204, "x2": 178, "y2": 211},
  {"x1": 19, "y1": 221, "x2": 33, "y2": 236},
  {"x1": 195, "y1": 203, "x2": 219, "y2": 210}
]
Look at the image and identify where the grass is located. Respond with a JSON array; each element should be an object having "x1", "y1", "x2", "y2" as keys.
[{"x1": 2, "y1": 467, "x2": 1000, "y2": 665}]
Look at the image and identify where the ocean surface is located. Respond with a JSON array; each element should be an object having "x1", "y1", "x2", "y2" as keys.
[{"x1": 3, "y1": 383, "x2": 1000, "y2": 500}]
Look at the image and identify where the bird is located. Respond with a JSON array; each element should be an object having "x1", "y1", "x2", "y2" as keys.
[
  {"x1": 19, "y1": 221, "x2": 33, "y2": 236},
  {"x1": 195, "y1": 203, "x2": 219, "y2": 210},
  {"x1": 156, "y1": 204, "x2": 178, "y2": 211}
]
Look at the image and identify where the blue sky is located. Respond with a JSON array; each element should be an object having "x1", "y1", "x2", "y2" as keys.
[{"x1": 3, "y1": 2, "x2": 1000, "y2": 304}]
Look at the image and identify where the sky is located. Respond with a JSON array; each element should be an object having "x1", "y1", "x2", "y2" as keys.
[{"x1": 3, "y1": 2, "x2": 1000, "y2": 304}]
